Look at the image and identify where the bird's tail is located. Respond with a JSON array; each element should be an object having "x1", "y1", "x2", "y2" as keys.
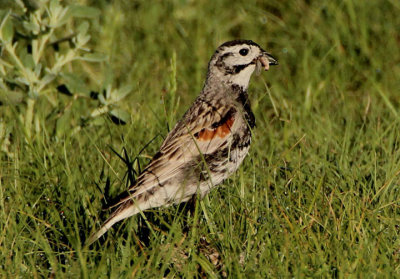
[{"x1": 86, "y1": 202, "x2": 139, "y2": 245}]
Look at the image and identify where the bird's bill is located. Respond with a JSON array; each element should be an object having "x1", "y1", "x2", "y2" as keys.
[{"x1": 257, "y1": 52, "x2": 278, "y2": 71}]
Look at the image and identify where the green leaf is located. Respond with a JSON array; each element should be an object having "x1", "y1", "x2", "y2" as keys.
[
  {"x1": 77, "y1": 21, "x2": 89, "y2": 34},
  {"x1": 22, "y1": 54, "x2": 35, "y2": 70},
  {"x1": 109, "y1": 108, "x2": 130, "y2": 125},
  {"x1": 58, "y1": 6, "x2": 72, "y2": 25},
  {"x1": 60, "y1": 72, "x2": 90, "y2": 96},
  {"x1": 98, "y1": 93, "x2": 107, "y2": 105},
  {"x1": 76, "y1": 33, "x2": 90, "y2": 46},
  {"x1": 79, "y1": 53, "x2": 107, "y2": 62},
  {"x1": 49, "y1": 0, "x2": 61, "y2": 13},
  {"x1": 0, "y1": 89, "x2": 24, "y2": 105},
  {"x1": 102, "y1": 67, "x2": 114, "y2": 91},
  {"x1": 22, "y1": 20, "x2": 40, "y2": 35},
  {"x1": 56, "y1": 110, "x2": 71, "y2": 138},
  {"x1": 0, "y1": 11, "x2": 14, "y2": 43},
  {"x1": 69, "y1": 5, "x2": 101, "y2": 18},
  {"x1": 39, "y1": 73, "x2": 56, "y2": 89},
  {"x1": 34, "y1": 63, "x2": 42, "y2": 77},
  {"x1": 91, "y1": 116, "x2": 106, "y2": 126},
  {"x1": 28, "y1": 89, "x2": 39, "y2": 99},
  {"x1": 112, "y1": 84, "x2": 133, "y2": 102}
]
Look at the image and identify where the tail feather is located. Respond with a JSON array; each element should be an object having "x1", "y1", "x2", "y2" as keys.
[{"x1": 86, "y1": 202, "x2": 139, "y2": 245}]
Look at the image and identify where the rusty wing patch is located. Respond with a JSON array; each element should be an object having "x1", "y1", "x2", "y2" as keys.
[{"x1": 195, "y1": 109, "x2": 236, "y2": 141}]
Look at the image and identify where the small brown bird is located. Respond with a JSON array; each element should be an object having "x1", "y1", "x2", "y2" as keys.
[{"x1": 88, "y1": 40, "x2": 278, "y2": 244}]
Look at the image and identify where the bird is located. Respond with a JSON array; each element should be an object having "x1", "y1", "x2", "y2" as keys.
[{"x1": 87, "y1": 39, "x2": 278, "y2": 244}]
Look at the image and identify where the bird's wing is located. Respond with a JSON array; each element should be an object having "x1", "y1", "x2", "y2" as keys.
[{"x1": 107, "y1": 100, "x2": 238, "y2": 209}]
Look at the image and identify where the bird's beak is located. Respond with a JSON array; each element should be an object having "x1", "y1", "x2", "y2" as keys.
[{"x1": 258, "y1": 52, "x2": 278, "y2": 71}]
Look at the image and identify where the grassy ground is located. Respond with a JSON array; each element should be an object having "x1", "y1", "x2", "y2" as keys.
[{"x1": 1, "y1": 0, "x2": 400, "y2": 277}]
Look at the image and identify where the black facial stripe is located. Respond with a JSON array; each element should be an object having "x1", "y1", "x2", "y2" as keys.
[
  {"x1": 215, "y1": 52, "x2": 233, "y2": 69},
  {"x1": 220, "y1": 52, "x2": 233, "y2": 59},
  {"x1": 232, "y1": 61, "x2": 256, "y2": 74},
  {"x1": 214, "y1": 51, "x2": 256, "y2": 75}
]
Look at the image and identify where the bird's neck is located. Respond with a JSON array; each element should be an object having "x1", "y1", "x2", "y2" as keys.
[
  {"x1": 202, "y1": 73, "x2": 250, "y2": 98},
  {"x1": 201, "y1": 75, "x2": 255, "y2": 128}
]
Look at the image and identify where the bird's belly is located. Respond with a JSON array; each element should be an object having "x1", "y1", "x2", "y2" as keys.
[
  {"x1": 194, "y1": 129, "x2": 252, "y2": 195},
  {"x1": 162, "y1": 125, "x2": 253, "y2": 204}
]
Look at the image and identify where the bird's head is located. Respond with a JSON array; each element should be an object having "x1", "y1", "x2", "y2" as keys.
[{"x1": 207, "y1": 39, "x2": 278, "y2": 89}]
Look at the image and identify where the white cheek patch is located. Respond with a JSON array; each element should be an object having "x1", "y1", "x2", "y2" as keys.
[
  {"x1": 229, "y1": 64, "x2": 256, "y2": 89},
  {"x1": 224, "y1": 55, "x2": 253, "y2": 66}
]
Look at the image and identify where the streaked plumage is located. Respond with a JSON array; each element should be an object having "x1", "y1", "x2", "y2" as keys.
[{"x1": 87, "y1": 39, "x2": 278, "y2": 244}]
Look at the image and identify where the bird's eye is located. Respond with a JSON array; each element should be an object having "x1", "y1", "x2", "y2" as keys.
[{"x1": 239, "y1": 48, "x2": 249, "y2": 56}]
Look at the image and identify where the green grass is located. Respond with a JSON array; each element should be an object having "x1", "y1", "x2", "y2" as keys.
[{"x1": 1, "y1": 0, "x2": 400, "y2": 277}]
